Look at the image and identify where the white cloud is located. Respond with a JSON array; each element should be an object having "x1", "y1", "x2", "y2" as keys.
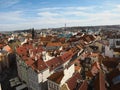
[
  {"x1": 0, "y1": 11, "x2": 25, "y2": 23},
  {"x1": 0, "y1": 0, "x2": 20, "y2": 8},
  {"x1": 1, "y1": 3, "x2": 120, "y2": 31},
  {"x1": 37, "y1": 12, "x2": 59, "y2": 18},
  {"x1": 39, "y1": 6, "x2": 94, "y2": 12}
]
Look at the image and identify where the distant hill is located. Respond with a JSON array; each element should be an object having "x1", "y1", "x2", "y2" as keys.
[{"x1": 3, "y1": 25, "x2": 120, "y2": 33}]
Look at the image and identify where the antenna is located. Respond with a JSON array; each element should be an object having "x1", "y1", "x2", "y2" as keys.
[{"x1": 65, "y1": 23, "x2": 66, "y2": 31}]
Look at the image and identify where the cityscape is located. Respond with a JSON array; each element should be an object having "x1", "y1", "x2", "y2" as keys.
[
  {"x1": 0, "y1": 26, "x2": 120, "y2": 90},
  {"x1": 0, "y1": 0, "x2": 120, "y2": 90}
]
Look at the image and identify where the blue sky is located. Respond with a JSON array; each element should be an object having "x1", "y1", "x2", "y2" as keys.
[{"x1": 0, "y1": 0, "x2": 120, "y2": 31}]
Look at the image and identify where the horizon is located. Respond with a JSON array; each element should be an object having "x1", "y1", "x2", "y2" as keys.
[
  {"x1": 1, "y1": 24, "x2": 120, "y2": 32},
  {"x1": 1, "y1": 0, "x2": 120, "y2": 31}
]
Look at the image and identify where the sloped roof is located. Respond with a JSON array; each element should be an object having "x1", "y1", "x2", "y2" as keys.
[
  {"x1": 3, "y1": 45, "x2": 12, "y2": 52},
  {"x1": 32, "y1": 59, "x2": 48, "y2": 72},
  {"x1": 66, "y1": 73, "x2": 82, "y2": 90},
  {"x1": 66, "y1": 73, "x2": 88, "y2": 90},
  {"x1": 47, "y1": 71, "x2": 64, "y2": 84},
  {"x1": 60, "y1": 51, "x2": 73, "y2": 63},
  {"x1": 46, "y1": 42, "x2": 62, "y2": 47},
  {"x1": 0, "y1": 44, "x2": 3, "y2": 49},
  {"x1": 94, "y1": 71, "x2": 107, "y2": 90},
  {"x1": 46, "y1": 57, "x2": 63, "y2": 71}
]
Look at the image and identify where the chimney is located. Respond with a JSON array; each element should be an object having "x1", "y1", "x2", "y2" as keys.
[
  {"x1": 29, "y1": 50, "x2": 33, "y2": 57},
  {"x1": 35, "y1": 56, "x2": 38, "y2": 61}
]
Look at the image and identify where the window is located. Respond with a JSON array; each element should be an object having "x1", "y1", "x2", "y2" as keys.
[
  {"x1": 49, "y1": 82, "x2": 52, "y2": 88},
  {"x1": 116, "y1": 41, "x2": 120, "y2": 45}
]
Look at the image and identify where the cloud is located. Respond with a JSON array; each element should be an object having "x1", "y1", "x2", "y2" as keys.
[
  {"x1": 37, "y1": 12, "x2": 59, "y2": 18},
  {"x1": 1, "y1": 2, "x2": 120, "y2": 31},
  {"x1": 39, "y1": 6, "x2": 94, "y2": 12},
  {"x1": 0, "y1": 11, "x2": 25, "y2": 23},
  {"x1": 0, "y1": 0, "x2": 20, "y2": 8}
]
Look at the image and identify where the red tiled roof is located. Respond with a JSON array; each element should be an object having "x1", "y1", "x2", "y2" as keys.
[
  {"x1": 17, "y1": 44, "x2": 44, "y2": 57},
  {"x1": 0, "y1": 44, "x2": 3, "y2": 49},
  {"x1": 91, "y1": 62, "x2": 100, "y2": 76},
  {"x1": 82, "y1": 34, "x2": 95, "y2": 43},
  {"x1": 66, "y1": 73, "x2": 81, "y2": 90},
  {"x1": 16, "y1": 44, "x2": 47, "y2": 72},
  {"x1": 59, "y1": 37, "x2": 66, "y2": 43},
  {"x1": 46, "y1": 57, "x2": 63, "y2": 71},
  {"x1": 79, "y1": 80, "x2": 88, "y2": 90},
  {"x1": 47, "y1": 71, "x2": 64, "y2": 84},
  {"x1": 79, "y1": 39, "x2": 86, "y2": 46},
  {"x1": 46, "y1": 42, "x2": 62, "y2": 47},
  {"x1": 26, "y1": 59, "x2": 34, "y2": 66},
  {"x1": 16, "y1": 46, "x2": 28, "y2": 57},
  {"x1": 76, "y1": 45, "x2": 83, "y2": 50},
  {"x1": 69, "y1": 46, "x2": 78, "y2": 54},
  {"x1": 86, "y1": 71, "x2": 93, "y2": 78},
  {"x1": 40, "y1": 36, "x2": 53, "y2": 41},
  {"x1": 94, "y1": 71, "x2": 107, "y2": 90},
  {"x1": 32, "y1": 59, "x2": 48, "y2": 72},
  {"x1": 3, "y1": 45, "x2": 12, "y2": 52},
  {"x1": 66, "y1": 73, "x2": 88, "y2": 90},
  {"x1": 60, "y1": 51, "x2": 73, "y2": 63},
  {"x1": 89, "y1": 35, "x2": 96, "y2": 41}
]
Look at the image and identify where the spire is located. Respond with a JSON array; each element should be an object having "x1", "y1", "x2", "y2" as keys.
[
  {"x1": 65, "y1": 23, "x2": 66, "y2": 31},
  {"x1": 31, "y1": 28, "x2": 34, "y2": 39}
]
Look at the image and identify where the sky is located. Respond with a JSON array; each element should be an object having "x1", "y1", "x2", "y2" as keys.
[{"x1": 1, "y1": 0, "x2": 120, "y2": 31}]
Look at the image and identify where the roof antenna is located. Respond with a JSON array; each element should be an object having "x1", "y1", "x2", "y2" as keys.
[{"x1": 65, "y1": 23, "x2": 66, "y2": 31}]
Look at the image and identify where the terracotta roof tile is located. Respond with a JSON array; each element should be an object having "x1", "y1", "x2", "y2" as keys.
[
  {"x1": 94, "y1": 71, "x2": 107, "y2": 90},
  {"x1": 86, "y1": 71, "x2": 93, "y2": 78},
  {"x1": 25, "y1": 59, "x2": 34, "y2": 66},
  {"x1": 3, "y1": 45, "x2": 12, "y2": 52},
  {"x1": 91, "y1": 62, "x2": 100, "y2": 76},
  {"x1": 46, "y1": 57, "x2": 63, "y2": 71},
  {"x1": 58, "y1": 37, "x2": 66, "y2": 43},
  {"x1": 0, "y1": 44, "x2": 3, "y2": 49},
  {"x1": 66, "y1": 73, "x2": 88, "y2": 90},
  {"x1": 79, "y1": 80, "x2": 88, "y2": 90},
  {"x1": 60, "y1": 51, "x2": 73, "y2": 63},
  {"x1": 66, "y1": 73, "x2": 81, "y2": 90},
  {"x1": 40, "y1": 36, "x2": 53, "y2": 41},
  {"x1": 16, "y1": 44, "x2": 47, "y2": 72},
  {"x1": 46, "y1": 42, "x2": 62, "y2": 47},
  {"x1": 32, "y1": 59, "x2": 48, "y2": 72},
  {"x1": 47, "y1": 71, "x2": 64, "y2": 84}
]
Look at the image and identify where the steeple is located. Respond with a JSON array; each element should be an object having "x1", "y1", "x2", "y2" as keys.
[{"x1": 31, "y1": 28, "x2": 34, "y2": 39}]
